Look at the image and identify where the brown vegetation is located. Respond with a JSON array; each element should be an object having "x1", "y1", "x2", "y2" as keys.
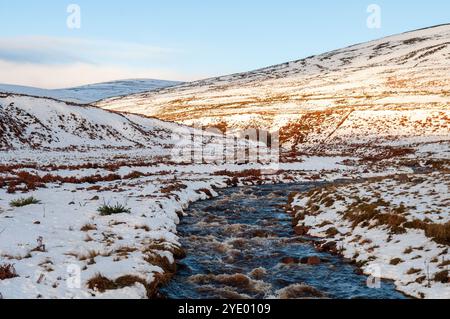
[
  {"x1": 0, "y1": 264, "x2": 18, "y2": 280},
  {"x1": 80, "y1": 224, "x2": 97, "y2": 232}
]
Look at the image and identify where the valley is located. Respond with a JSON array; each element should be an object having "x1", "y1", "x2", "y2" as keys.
[{"x1": 0, "y1": 25, "x2": 448, "y2": 300}]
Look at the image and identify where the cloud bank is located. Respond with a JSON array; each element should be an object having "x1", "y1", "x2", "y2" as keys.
[
  {"x1": 0, "y1": 36, "x2": 200, "y2": 88},
  {"x1": 0, "y1": 60, "x2": 192, "y2": 89}
]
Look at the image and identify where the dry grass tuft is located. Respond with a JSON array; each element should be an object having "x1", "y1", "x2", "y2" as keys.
[
  {"x1": 406, "y1": 268, "x2": 422, "y2": 275},
  {"x1": 434, "y1": 270, "x2": 449, "y2": 283},
  {"x1": 86, "y1": 272, "x2": 168, "y2": 299},
  {"x1": 160, "y1": 183, "x2": 188, "y2": 194},
  {"x1": 325, "y1": 227, "x2": 339, "y2": 237},
  {"x1": 144, "y1": 254, "x2": 176, "y2": 273},
  {"x1": 214, "y1": 169, "x2": 262, "y2": 178},
  {"x1": 424, "y1": 222, "x2": 450, "y2": 246},
  {"x1": 80, "y1": 224, "x2": 97, "y2": 232},
  {"x1": 390, "y1": 258, "x2": 404, "y2": 266},
  {"x1": 0, "y1": 264, "x2": 18, "y2": 280},
  {"x1": 86, "y1": 274, "x2": 118, "y2": 292}
]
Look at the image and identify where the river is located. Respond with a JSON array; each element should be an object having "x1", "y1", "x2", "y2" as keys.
[{"x1": 161, "y1": 183, "x2": 406, "y2": 299}]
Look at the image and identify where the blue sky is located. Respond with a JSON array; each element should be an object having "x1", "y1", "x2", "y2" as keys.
[{"x1": 0, "y1": 0, "x2": 449, "y2": 88}]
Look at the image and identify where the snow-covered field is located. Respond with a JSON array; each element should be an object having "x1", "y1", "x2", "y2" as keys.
[
  {"x1": 0, "y1": 164, "x2": 223, "y2": 298},
  {"x1": 1, "y1": 145, "x2": 446, "y2": 299},
  {"x1": 0, "y1": 146, "x2": 366, "y2": 299},
  {"x1": 2, "y1": 128, "x2": 447, "y2": 299}
]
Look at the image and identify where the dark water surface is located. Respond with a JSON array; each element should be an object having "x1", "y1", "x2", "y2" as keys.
[{"x1": 161, "y1": 183, "x2": 406, "y2": 299}]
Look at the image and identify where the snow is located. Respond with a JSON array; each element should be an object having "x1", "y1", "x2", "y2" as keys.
[
  {"x1": 0, "y1": 127, "x2": 390, "y2": 300},
  {"x1": 289, "y1": 172, "x2": 450, "y2": 299},
  {"x1": 0, "y1": 79, "x2": 181, "y2": 104},
  {"x1": 0, "y1": 165, "x2": 227, "y2": 299},
  {"x1": 0, "y1": 142, "x2": 447, "y2": 299}
]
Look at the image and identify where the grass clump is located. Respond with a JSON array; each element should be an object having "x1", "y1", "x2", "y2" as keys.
[
  {"x1": 80, "y1": 224, "x2": 97, "y2": 232},
  {"x1": 390, "y1": 258, "x2": 404, "y2": 265},
  {"x1": 87, "y1": 273, "x2": 150, "y2": 295},
  {"x1": 403, "y1": 247, "x2": 413, "y2": 254},
  {"x1": 325, "y1": 227, "x2": 339, "y2": 237},
  {"x1": 406, "y1": 268, "x2": 421, "y2": 275},
  {"x1": 424, "y1": 222, "x2": 450, "y2": 246},
  {"x1": 434, "y1": 270, "x2": 449, "y2": 283},
  {"x1": 0, "y1": 264, "x2": 18, "y2": 280},
  {"x1": 97, "y1": 203, "x2": 131, "y2": 216},
  {"x1": 9, "y1": 196, "x2": 40, "y2": 207},
  {"x1": 86, "y1": 274, "x2": 118, "y2": 292}
]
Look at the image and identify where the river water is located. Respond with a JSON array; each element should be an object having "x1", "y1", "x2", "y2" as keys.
[{"x1": 161, "y1": 183, "x2": 406, "y2": 299}]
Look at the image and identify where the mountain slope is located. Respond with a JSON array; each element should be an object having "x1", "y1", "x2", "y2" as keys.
[
  {"x1": 0, "y1": 93, "x2": 265, "y2": 167},
  {"x1": 0, "y1": 93, "x2": 193, "y2": 151},
  {"x1": 0, "y1": 79, "x2": 181, "y2": 104},
  {"x1": 97, "y1": 25, "x2": 450, "y2": 158}
]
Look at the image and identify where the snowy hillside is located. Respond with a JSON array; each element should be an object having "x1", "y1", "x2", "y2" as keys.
[
  {"x1": 0, "y1": 79, "x2": 181, "y2": 104},
  {"x1": 0, "y1": 93, "x2": 246, "y2": 158},
  {"x1": 0, "y1": 93, "x2": 267, "y2": 164},
  {"x1": 97, "y1": 24, "x2": 450, "y2": 158},
  {"x1": 0, "y1": 93, "x2": 180, "y2": 151}
]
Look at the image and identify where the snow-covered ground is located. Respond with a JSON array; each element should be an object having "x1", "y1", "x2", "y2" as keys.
[
  {"x1": 0, "y1": 79, "x2": 181, "y2": 104},
  {"x1": 0, "y1": 147, "x2": 369, "y2": 299},
  {"x1": 287, "y1": 171, "x2": 450, "y2": 299},
  {"x1": 0, "y1": 94, "x2": 256, "y2": 155},
  {"x1": 2, "y1": 129, "x2": 445, "y2": 299},
  {"x1": 0, "y1": 93, "x2": 370, "y2": 299},
  {"x1": 0, "y1": 103, "x2": 447, "y2": 299},
  {"x1": 0, "y1": 165, "x2": 224, "y2": 299}
]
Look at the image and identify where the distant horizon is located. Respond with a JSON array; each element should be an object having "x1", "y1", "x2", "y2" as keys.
[
  {"x1": 1, "y1": 0, "x2": 449, "y2": 88},
  {"x1": 0, "y1": 78, "x2": 183, "y2": 90}
]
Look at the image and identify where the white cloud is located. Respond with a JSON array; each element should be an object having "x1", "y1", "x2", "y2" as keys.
[
  {"x1": 0, "y1": 36, "x2": 176, "y2": 64},
  {"x1": 0, "y1": 60, "x2": 198, "y2": 89},
  {"x1": 0, "y1": 36, "x2": 208, "y2": 88}
]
